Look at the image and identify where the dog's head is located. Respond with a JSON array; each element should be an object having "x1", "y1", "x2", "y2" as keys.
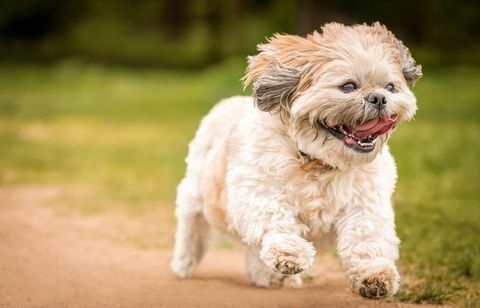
[{"x1": 244, "y1": 22, "x2": 422, "y2": 168}]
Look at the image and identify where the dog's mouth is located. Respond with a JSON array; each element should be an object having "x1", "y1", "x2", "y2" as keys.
[{"x1": 317, "y1": 115, "x2": 397, "y2": 153}]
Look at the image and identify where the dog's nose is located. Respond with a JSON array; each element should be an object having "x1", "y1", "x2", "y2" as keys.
[{"x1": 366, "y1": 93, "x2": 387, "y2": 109}]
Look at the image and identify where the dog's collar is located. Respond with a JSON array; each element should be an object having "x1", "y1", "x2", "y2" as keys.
[{"x1": 298, "y1": 150, "x2": 335, "y2": 172}]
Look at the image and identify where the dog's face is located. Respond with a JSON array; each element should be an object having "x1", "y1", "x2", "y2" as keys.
[{"x1": 244, "y1": 22, "x2": 422, "y2": 167}]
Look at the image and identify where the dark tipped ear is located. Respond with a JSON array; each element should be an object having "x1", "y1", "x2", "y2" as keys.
[
  {"x1": 252, "y1": 62, "x2": 303, "y2": 112},
  {"x1": 396, "y1": 40, "x2": 423, "y2": 86},
  {"x1": 371, "y1": 22, "x2": 422, "y2": 86}
]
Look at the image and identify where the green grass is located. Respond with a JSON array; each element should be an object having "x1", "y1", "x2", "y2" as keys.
[
  {"x1": 0, "y1": 58, "x2": 244, "y2": 211},
  {"x1": 0, "y1": 60, "x2": 478, "y2": 305},
  {"x1": 391, "y1": 66, "x2": 480, "y2": 305}
]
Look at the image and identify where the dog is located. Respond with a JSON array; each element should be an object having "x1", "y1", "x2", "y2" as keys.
[{"x1": 171, "y1": 22, "x2": 422, "y2": 299}]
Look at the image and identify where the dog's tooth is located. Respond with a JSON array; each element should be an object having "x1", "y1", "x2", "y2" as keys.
[{"x1": 345, "y1": 136, "x2": 355, "y2": 145}]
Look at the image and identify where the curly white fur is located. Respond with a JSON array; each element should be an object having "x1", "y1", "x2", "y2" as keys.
[{"x1": 171, "y1": 22, "x2": 421, "y2": 300}]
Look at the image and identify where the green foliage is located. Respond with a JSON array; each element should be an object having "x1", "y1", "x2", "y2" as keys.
[
  {"x1": 0, "y1": 0, "x2": 296, "y2": 67},
  {"x1": 1, "y1": 0, "x2": 478, "y2": 67},
  {"x1": 0, "y1": 61, "x2": 478, "y2": 305}
]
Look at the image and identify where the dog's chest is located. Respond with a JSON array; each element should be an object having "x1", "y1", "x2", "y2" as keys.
[{"x1": 287, "y1": 170, "x2": 358, "y2": 234}]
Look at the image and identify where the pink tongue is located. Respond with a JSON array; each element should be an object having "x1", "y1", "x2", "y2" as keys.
[
  {"x1": 355, "y1": 118, "x2": 380, "y2": 131},
  {"x1": 353, "y1": 118, "x2": 395, "y2": 138}
]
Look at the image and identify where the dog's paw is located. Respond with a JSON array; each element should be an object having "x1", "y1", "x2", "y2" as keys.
[
  {"x1": 250, "y1": 271, "x2": 302, "y2": 289},
  {"x1": 352, "y1": 268, "x2": 399, "y2": 299},
  {"x1": 171, "y1": 254, "x2": 197, "y2": 278},
  {"x1": 274, "y1": 254, "x2": 305, "y2": 274},
  {"x1": 282, "y1": 274, "x2": 303, "y2": 288},
  {"x1": 260, "y1": 233, "x2": 316, "y2": 275},
  {"x1": 358, "y1": 272, "x2": 391, "y2": 299}
]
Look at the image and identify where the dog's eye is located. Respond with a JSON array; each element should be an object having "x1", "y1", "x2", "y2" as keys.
[
  {"x1": 385, "y1": 83, "x2": 395, "y2": 92},
  {"x1": 339, "y1": 82, "x2": 357, "y2": 93}
]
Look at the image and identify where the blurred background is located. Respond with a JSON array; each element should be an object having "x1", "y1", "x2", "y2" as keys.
[
  {"x1": 0, "y1": 0, "x2": 479, "y2": 306},
  {"x1": 1, "y1": 0, "x2": 479, "y2": 66}
]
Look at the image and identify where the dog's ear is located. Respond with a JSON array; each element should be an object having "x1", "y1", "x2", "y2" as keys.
[
  {"x1": 372, "y1": 22, "x2": 422, "y2": 86},
  {"x1": 243, "y1": 34, "x2": 316, "y2": 112},
  {"x1": 396, "y1": 39, "x2": 423, "y2": 86},
  {"x1": 251, "y1": 62, "x2": 304, "y2": 112}
]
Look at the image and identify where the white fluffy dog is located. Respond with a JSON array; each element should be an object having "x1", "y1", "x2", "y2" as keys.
[{"x1": 171, "y1": 22, "x2": 422, "y2": 299}]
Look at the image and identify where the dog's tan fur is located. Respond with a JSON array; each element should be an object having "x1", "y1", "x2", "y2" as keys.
[{"x1": 172, "y1": 22, "x2": 422, "y2": 300}]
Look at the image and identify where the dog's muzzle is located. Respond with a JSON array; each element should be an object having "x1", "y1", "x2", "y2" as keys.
[{"x1": 315, "y1": 115, "x2": 397, "y2": 153}]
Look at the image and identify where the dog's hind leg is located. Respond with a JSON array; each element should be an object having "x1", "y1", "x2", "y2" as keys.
[
  {"x1": 171, "y1": 177, "x2": 211, "y2": 278},
  {"x1": 171, "y1": 98, "x2": 241, "y2": 278}
]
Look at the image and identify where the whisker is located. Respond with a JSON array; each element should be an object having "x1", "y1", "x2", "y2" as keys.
[{"x1": 322, "y1": 133, "x2": 330, "y2": 145}]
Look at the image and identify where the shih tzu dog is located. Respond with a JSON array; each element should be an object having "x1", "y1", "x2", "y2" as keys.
[{"x1": 171, "y1": 22, "x2": 422, "y2": 299}]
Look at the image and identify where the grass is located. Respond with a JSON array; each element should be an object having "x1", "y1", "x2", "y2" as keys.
[
  {"x1": 0, "y1": 60, "x2": 478, "y2": 305},
  {"x1": 0, "y1": 58, "x2": 244, "y2": 211},
  {"x1": 391, "y1": 66, "x2": 480, "y2": 305}
]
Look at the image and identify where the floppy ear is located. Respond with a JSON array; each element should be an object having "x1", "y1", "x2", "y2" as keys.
[
  {"x1": 396, "y1": 39, "x2": 423, "y2": 86},
  {"x1": 371, "y1": 22, "x2": 422, "y2": 86},
  {"x1": 243, "y1": 34, "x2": 317, "y2": 112},
  {"x1": 251, "y1": 62, "x2": 303, "y2": 112}
]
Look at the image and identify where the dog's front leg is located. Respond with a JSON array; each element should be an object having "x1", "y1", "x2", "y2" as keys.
[
  {"x1": 335, "y1": 204, "x2": 400, "y2": 299},
  {"x1": 259, "y1": 230, "x2": 316, "y2": 276},
  {"x1": 228, "y1": 185, "x2": 316, "y2": 279}
]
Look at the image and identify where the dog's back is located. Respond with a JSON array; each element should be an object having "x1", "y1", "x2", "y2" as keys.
[{"x1": 191, "y1": 96, "x2": 251, "y2": 232}]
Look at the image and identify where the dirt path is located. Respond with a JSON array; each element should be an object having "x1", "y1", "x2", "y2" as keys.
[{"x1": 0, "y1": 186, "x2": 437, "y2": 308}]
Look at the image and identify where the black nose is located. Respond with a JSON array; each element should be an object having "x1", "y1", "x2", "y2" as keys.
[{"x1": 366, "y1": 93, "x2": 387, "y2": 109}]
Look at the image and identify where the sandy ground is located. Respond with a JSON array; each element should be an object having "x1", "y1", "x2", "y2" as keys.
[{"x1": 0, "y1": 186, "x2": 439, "y2": 308}]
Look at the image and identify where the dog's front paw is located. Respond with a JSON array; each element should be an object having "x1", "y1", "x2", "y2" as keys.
[
  {"x1": 351, "y1": 267, "x2": 399, "y2": 299},
  {"x1": 274, "y1": 254, "x2": 305, "y2": 274},
  {"x1": 260, "y1": 233, "x2": 316, "y2": 275}
]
